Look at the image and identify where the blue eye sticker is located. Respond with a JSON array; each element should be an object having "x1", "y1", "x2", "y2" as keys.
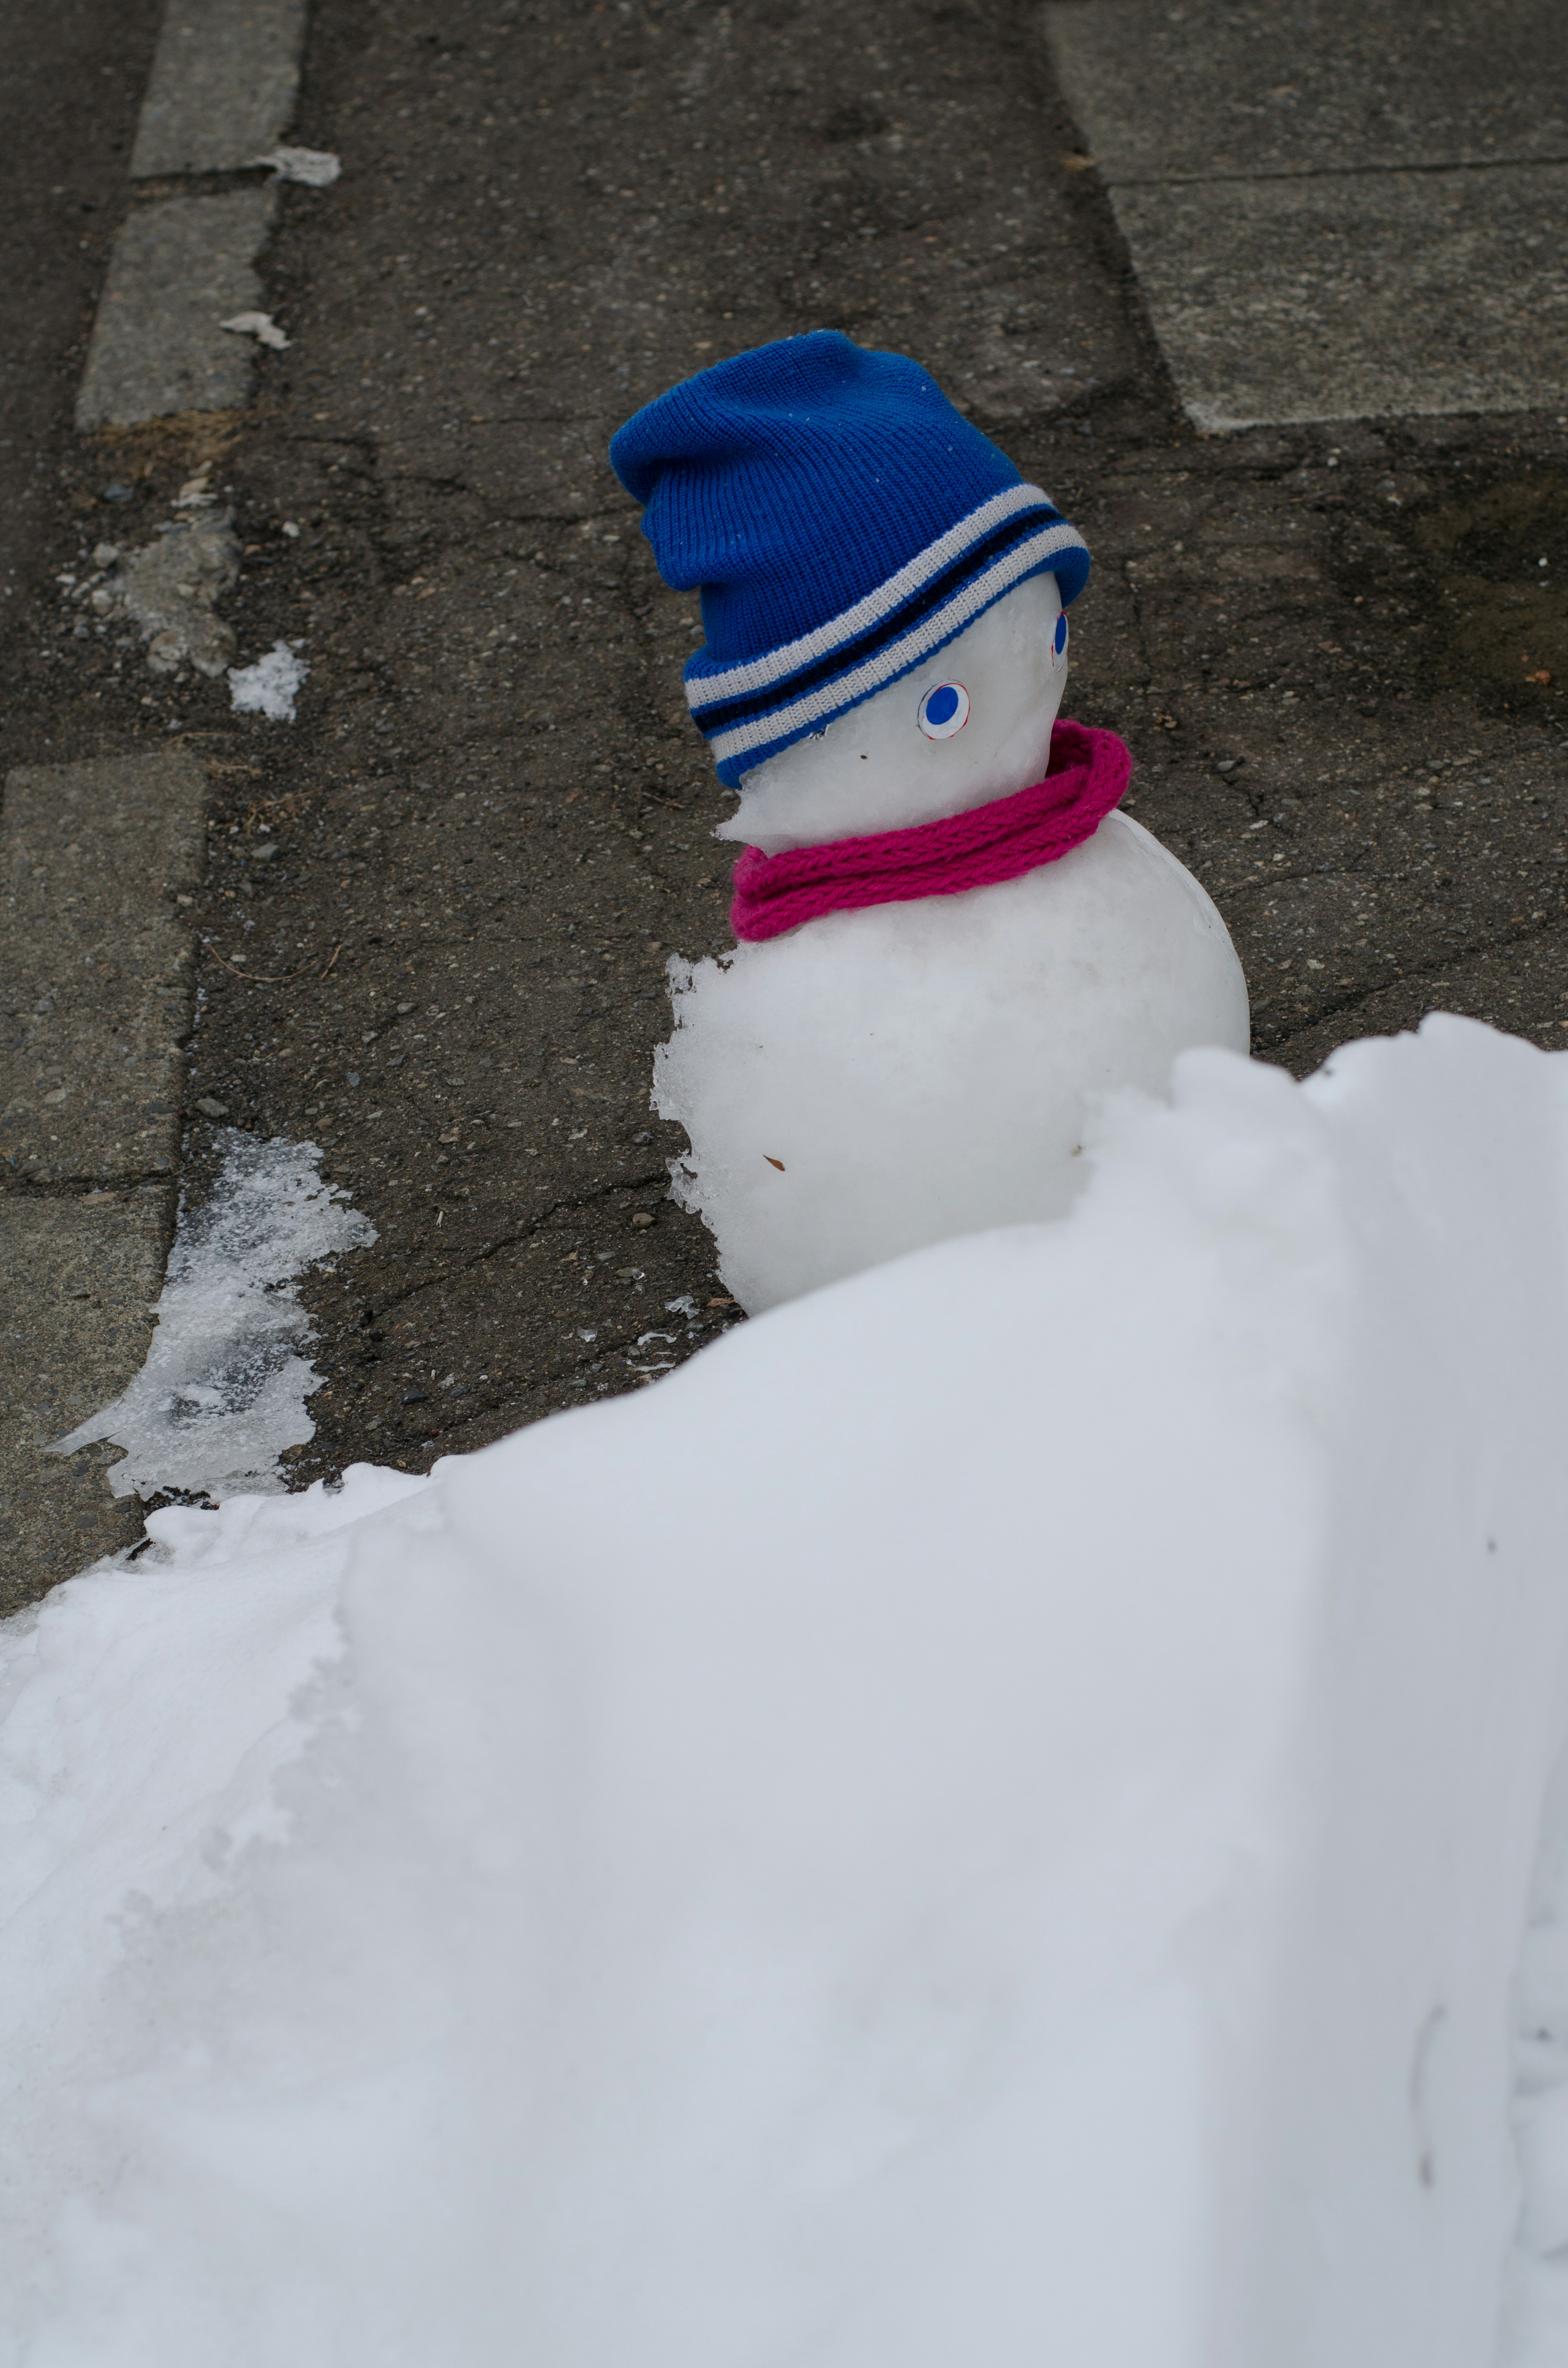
[
  {"x1": 1048, "y1": 611, "x2": 1069, "y2": 672},
  {"x1": 918, "y1": 680, "x2": 970, "y2": 740}
]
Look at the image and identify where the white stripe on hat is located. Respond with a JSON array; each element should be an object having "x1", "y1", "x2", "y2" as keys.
[
  {"x1": 703, "y1": 520, "x2": 1086, "y2": 769},
  {"x1": 685, "y1": 483, "x2": 1062, "y2": 714}
]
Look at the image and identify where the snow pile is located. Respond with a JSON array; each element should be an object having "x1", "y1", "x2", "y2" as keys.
[
  {"x1": 7, "y1": 1017, "x2": 1568, "y2": 2368},
  {"x1": 228, "y1": 641, "x2": 308, "y2": 720},
  {"x1": 51, "y1": 1130, "x2": 374, "y2": 1501}
]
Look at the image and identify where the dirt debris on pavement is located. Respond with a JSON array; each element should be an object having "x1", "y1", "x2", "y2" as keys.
[{"x1": 2, "y1": 0, "x2": 1566, "y2": 1530}]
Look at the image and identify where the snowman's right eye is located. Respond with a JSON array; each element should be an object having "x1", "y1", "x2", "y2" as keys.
[{"x1": 918, "y1": 681, "x2": 970, "y2": 740}]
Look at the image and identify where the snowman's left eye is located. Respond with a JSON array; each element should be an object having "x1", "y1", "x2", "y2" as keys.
[
  {"x1": 918, "y1": 681, "x2": 970, "y2": 740},
  {"x1": 1047, "y1": 611, "x2": 1069, "y2": 672}
]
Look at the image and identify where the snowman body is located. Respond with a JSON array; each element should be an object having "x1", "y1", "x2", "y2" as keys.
[
  {"x1": 654, "y1": 577, "x2": 1250, "y2": 1313},
  {"x1": 657, "y1": 809, "x2": 1247, "y2": 1313}
]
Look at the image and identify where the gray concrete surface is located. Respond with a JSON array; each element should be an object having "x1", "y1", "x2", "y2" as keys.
[
  {"x1": 1044, "y1": 0, "x2": 1568, "y2": 425},
  {"x1": 2, "y1": 753, "x2": 205, "y2": 1182},
  {"x1": 130, "y1": 0, "x2": 307, "y2": 178},
  {"x1": 0, "y1": 1191, "x2": 168, "y2": 1611},
  {"x1": 1042, "y1": 0, "x2": 1568, "y2": 182},
  {"x1": 75, "y1": 189, "x2": 277, "y2": 429},
  {"x1": 1111, "y1": 165, "x2": 1568, "y2": 430}
]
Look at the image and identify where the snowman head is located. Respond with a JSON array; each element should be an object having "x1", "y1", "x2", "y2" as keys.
[
  {"x1": 719, "y1": 570, "x2": 1071, "y2": 853},
  {"x1": 610, "y1": 333, "x2": 1090, "y2": 840}
]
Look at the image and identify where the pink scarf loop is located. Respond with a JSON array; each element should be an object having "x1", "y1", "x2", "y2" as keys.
[{"x1": 729, "y1": 719, "x2": 1131, "y2": 945}]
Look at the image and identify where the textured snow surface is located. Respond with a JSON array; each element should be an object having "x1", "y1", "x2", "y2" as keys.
[
  {"x1": 51, "y1": 1130, "x2": 375, "y2": 1500},
  {"x1": 7, "y1": 1019, "x2": 1568, "y2": 2368}
]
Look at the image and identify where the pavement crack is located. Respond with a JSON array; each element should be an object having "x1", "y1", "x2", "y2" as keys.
[
  {"x1": 1, "y1": 1172, "x2": 176, "y2": 1200},
  {"x1": 1259, "y1": 912, "x2": 1568, "y2": 1049},
  {"x1": 362, "y1": 1169, "x2": 670, "y2": 1318},
  {"x1": 1105, "y1": 153, "x2": 1568, "y2": 194}
]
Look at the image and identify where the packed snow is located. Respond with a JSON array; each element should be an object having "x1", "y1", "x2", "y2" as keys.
[
  {"x1": 656, "y1": 812, "x2": 1247, "y2": 1311},
  {"x1": 7, "y1": 1018, "x2": 1568, "y2": 2368},
  {"x1": 49, "y1": 1130, "x2": 374, "y2": 1501},
  {"x1": 254, "y1": 146, "x2": 342, "y2": 188},
  {"x1": 228, "y1": 640, "x2": 308, "y2": 720}
]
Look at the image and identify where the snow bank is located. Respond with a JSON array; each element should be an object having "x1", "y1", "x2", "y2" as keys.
[{"x1": 5, "y1": 1017, "x2": 1568, "y2": 2368}]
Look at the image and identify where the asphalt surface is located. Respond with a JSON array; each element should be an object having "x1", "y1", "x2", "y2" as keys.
[{"x1": 3, "y1": 0, "x2": 1567, "y2": 1543}]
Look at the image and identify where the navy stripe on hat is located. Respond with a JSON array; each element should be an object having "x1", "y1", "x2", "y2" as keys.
[
  {"x1": 686, "y1": 491, "x2": 1086, "y2": 776},
  {"x1": 610, "y1": 334, "x2": 1091, "y2": 790}
]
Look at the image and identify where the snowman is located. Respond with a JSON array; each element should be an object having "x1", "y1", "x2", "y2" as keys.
[{"x1": 611, "y1": 334, "x2": 1250, "y2": 1313}]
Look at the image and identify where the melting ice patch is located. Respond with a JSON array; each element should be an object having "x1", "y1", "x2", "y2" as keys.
[
  {"x1": 51, "y1": 1129, "x2": 374, "y2": 1501},
  {"x1": 229, "y1": 639, "x2": 309, "y2": 719}
]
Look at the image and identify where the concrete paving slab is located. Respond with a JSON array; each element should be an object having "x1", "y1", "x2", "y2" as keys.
[
  {"x1": 1042, "y1": 0, "x2": 1568, "y2": 426},
  {"x1": 0, "y1": 1189, "x2": 167, "y2": 1611},
  {"x1": 1042, "y1": 0, "x2": 1568, "y2": 183},
  {"x1": 1111, "y1": 163, "x2": 1568, "y2": 429},
  {"x1": 75, "y1": 188, "x2": 277, "y2": 430},
  {"x1": 1, "y1": 753, "x2": 206, "y2": 1183},
  {"x1": 130, "y1": 0, "x2": 307, "y2": 178}
]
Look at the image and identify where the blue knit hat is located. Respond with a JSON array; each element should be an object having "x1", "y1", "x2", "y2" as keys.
[{"x1": 610, "y1": 332, "x2": 1090, "y2": 787}]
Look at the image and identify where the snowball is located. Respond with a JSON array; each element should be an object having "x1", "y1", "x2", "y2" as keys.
[
  {"x1": 6, "y1": 1018, "x2": 1568, "y2": 2367},
  {"x1": 228, "y1": 640, "x2": 308, "y2": 720}
]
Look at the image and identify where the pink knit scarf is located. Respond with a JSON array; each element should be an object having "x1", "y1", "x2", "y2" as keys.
[{"x1": 730, "y1": 719, "x2": 1131, "y2": 944}]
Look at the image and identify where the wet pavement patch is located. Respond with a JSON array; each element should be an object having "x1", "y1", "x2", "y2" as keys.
[{"x1": 1406, "y1": 468, "x2": 1568, "y2": 718}]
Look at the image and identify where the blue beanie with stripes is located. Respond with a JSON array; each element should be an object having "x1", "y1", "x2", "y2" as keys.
[{"x1": 609, "y1": 332, "x2": 1090, "y2": 788}]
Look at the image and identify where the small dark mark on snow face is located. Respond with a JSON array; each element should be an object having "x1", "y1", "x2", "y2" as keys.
[{"x1": 763, "y1": 1155, "x2": 785, "y2": 1171}]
